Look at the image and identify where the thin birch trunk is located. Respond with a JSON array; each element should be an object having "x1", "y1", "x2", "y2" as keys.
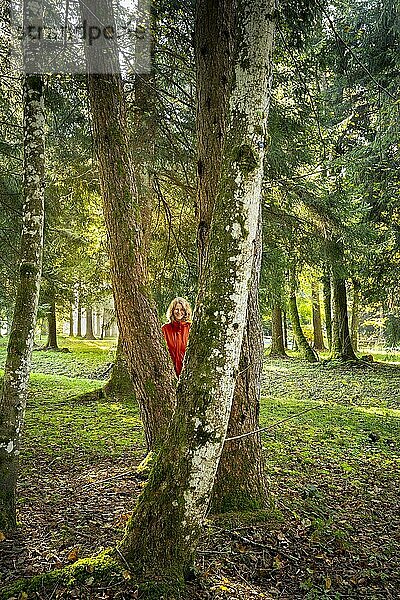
[{"x1": 0, "y1": 73, "x2": 45, "y2": 531}]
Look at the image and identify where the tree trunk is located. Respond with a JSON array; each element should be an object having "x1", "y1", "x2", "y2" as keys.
[
  {"x1": 45, "y1": 292, "x2": 58, "y2": 349},
  {"x1": 194, "y1": 0, "x2": 267, "y2": 512},
  {"x1": 331, "y1": 276, "x2": 357, "y2": 360},
  {"x1": 211, "y1": 207, "x2": 267, "y2": 512},
  {"x1": 351, "y1": 279, "x2": 361, "y2": 352},
  {"x1": 322, "y1": 274, "x2": 332, "y2": 350},
  {"x1": 104, "y1": 336, "x2": 136, "y2": 399},
  {"x1": 311, "y1": 278, "x2": 326, "y2": 351},
  {"x1": 270, "y1": 302, "x2": 287, "y2": 356},
  {"x1": 69, "y1": 304, "x2": 74, "y2": 337},
  {"x1": 120, "y1": 0, "x2": 274, "y2": 588},
  {"x1": 0, "y1": 73, "x2": 45, "y2": 532},
  {"x1": 80, "y1": 0, "x2": 176, "y2": 450},
  {"x1": 84, "y1": 306, "x2": 96, "y2": 340},
  {"x1": 77, "y1": 299, "x2": 82, "y2": 337},
  {"x1": 283, "y1": 310, "x2": 288, "y2": 348},
  {"x1": 288, "y1": 268, "x2": 318, "y2": 363}
]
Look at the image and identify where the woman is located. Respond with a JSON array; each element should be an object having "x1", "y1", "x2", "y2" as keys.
[{"x1": 162, "y1": 297, "x2": 191, "y2": 376}]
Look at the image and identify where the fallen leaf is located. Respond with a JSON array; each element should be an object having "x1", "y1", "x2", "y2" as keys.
[
  {"x1": 325, "y1": 576, "x2": 332, "y2": 590},
  {"x1": 0, "y1": 532, "x2": 6, "y2": 542},
  {"x1": 67, "y1": 547, "x2": 80, "y2": 563}
]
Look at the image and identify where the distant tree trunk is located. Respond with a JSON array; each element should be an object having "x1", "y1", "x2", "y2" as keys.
[
  {"x1": 84, "y1": 306, "x2": 96, "y2": 340},
  {"x1": 80, "y1": 0, "x2": 176, "y2": 450},
  {"x1": 288, "y1": 268, "x2": 318, "y2": 363},
  {"x1": 120, "y1": 0, "x2": 274, "y2": 587},
  {"x1": 328, "y1": 239, "x2": 357, "y2": 361},
  {"x1": 283, "y1": 310, "x2": 288, "y2": 348},
  {"x1": 351, "y1": 279, "x2": 361, "y2": 352},
  {"x1": 77, "y1": 300, "x2": 82, "y2": 337},
  {"x1": 69, "y1": 304, "x2": 74, "y2": 337},
  {"x1": 270, "y1": 302, "x2": 287, "y2": 357},
  {"x1": 322, "y1": 275, "x2": 332, "y2": 350},
  {"x1": 194, "y1": 0, "x2": 267, "y2": 512},
  {"x1": 311, "y1": 278, "x2": 326, "y2": 350},
  {"x1": 45, "y1": 291, "x2": 58, "y2": 349},
  {"x1": 0, "y1": 73, "x2": 45, "y2": 532},
  {"x1": 331, "y1": 276, "x2": 357, "y2": 360}
]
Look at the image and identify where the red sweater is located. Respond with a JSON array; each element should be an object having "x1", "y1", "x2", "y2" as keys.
[{"x1": 162, "y1": 320, "x2": 191, "y2": 376}]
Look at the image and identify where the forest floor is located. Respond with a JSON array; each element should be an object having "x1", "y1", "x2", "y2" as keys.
[{"x1": 0, "y1": 337, "x2": 399, "y2": 599}]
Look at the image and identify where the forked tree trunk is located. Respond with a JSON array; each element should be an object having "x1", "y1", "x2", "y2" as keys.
[
  {"x1": 80, "y1": 0, "x2": 176, "y2": 450},
  {"x1": 311, "y1": 278, "x2": 325, "y2": 351},
  {"x1": 195, "y1": 0, "x2": 267, "y2": 512},
  {"x1": 283, "y1": 310, "x2": 288, "y2": 348},
  {"x1": 322, "y1": 274, "x2": 332, "y2": 350},
  {"x1": 288, "y1": 268, "x2": 318, "y2": 363},
  {"x1": 351, "y1": 279, "x2": 361, "y2": 352},
  {"x1": 0, "y1": 73, "x2": 45, "y2": 531},
  {"x1": 120, "y1": 0, "x2": 274, "y2": 588},
  {"x1": 270, "y1": 302, "x2": 287, "y2": 357}
]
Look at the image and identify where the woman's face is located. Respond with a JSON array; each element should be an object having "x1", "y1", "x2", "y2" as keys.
[{"x1": 173, "y1": 303, "x2": 186, "y2": 321}]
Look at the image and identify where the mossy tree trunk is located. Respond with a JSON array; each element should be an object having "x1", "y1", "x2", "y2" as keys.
[
  {"x1": 194, "y1": 0, "x2": 268, "y2": 513},
  {"x1": 270, "y1": 302, "x2": 287, "y2": 357},
  {"x1": 0, "y1": 73, "x2": 45, "y2": 532},
  {"x1": 119, "y1": 0, "x2": 274, "y2": 587},
  {"x1": 104, "y1": 336, "x2": 136, "y2": 399},
  {"x1": 80, "y1": 0, "x2": 176, "y2": 450},
  {"x1": 351, "y1": 279, "x2": 361, "y2": 352},
  {"x1": 322, "y1": 274, "x2": 332, "y2": 350},
  {"x1": 311, "y1": 278, "x2": 326, "y2": 351},
  {"x1": 288, "y1": 267, "x2": 318, "y2": 363},
  {"x1": 211, "y1": 208, "x2": 267, "y2": 512}
]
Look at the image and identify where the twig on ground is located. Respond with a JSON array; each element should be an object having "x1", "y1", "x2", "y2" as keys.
[{"x1": 225, "y1": 405, "x2": 323, "y2": 441}]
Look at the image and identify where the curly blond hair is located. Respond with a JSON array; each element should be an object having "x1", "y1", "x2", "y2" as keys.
[{"x1": 166, "y1": 297, "x2": 192, "y2": 322}]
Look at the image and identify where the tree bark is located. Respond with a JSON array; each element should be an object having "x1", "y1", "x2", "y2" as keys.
[
  {"x1": 104, "y1": 336, "x2": 136, "y2": 399},
  {"x1": 331, "y1": 276, "x2": 357, "y2": 360},
  {"x1": 322, "y1": 274, "x2": 332, "y2": 350},
  {"x1": 351, "y1": 279, "x2": 361, "y2": 352},
  {"x1": 288, "y1": 268, "x2": 318, "y2": 363},
  {"x1": 80, "y1": 0, "x2": 176, "y2": 450},
  {"x1": 84, "y1": 306, "x2": 96, "y2": 340},
  {"x1": 194, "y1": 0, "x2": 267, "y2": 512},
  {"x1": 270, "y1": 302, "x2": 287, "y2": 356},
  {"x1": 45, "y1": 290, "x2": 58, "y2": 349},
  {"x1": 211, "y1": 207, "x2": 267, "y2": 512},
  {"x1": 311, "y1": 278, "x2": 326, "y2": 351},
  {"x1": 120, "y1": 0, "x2": 274, "y2": 588},
  {"x1": 329, "y1": 240, "x2": 357, "y2": 361},
  {"x1": 0, "y1": 73, "x2": 45, "y2": 532},
  {"x1": 69, "y1": 304, "x2": 74, "y2": 337},
  {"x1": 77, "y1": 298, "x2": 82, "y2": 337}
]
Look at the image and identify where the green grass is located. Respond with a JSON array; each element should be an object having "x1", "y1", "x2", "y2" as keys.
[
  {"x1": 1, "y1": 339, "x2": 399, "y2": 597},
  {"x1": 0, "y1": 335, "x2": 117, "y2": 378}
]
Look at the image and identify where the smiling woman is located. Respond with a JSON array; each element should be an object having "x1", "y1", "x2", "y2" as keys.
[{"x1": 161, "y1": 297, "x2": 192, "y2": 377}]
